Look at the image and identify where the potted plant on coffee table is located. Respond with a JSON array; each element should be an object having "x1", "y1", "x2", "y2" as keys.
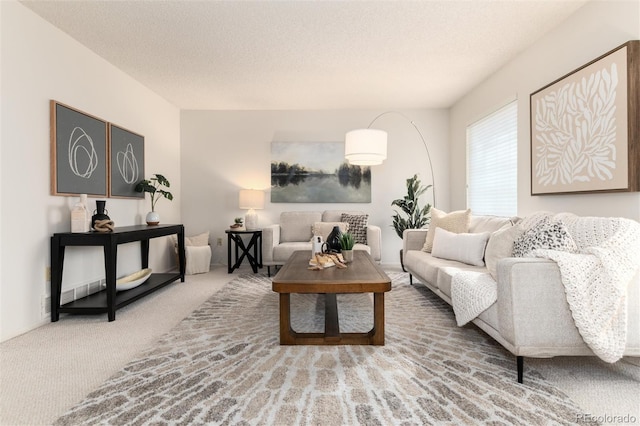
[
  {"x1": 339, "y1": 232, "x2": 355, "y2": 263},
  {"x1": 391, "y1": 174, "x2": 432, "y2": 271},
  {"x1": 135, "y1": 174, "x2": 174, "y2": 225}
]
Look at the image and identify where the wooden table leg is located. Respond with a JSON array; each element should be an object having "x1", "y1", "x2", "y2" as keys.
[
  {"x1": 279, "y1": 293, "x2": 295, "y2": 344},
  {"x1": 371, "y1": 292, "x2": 385, "y2": 345},
  {"x1": 324, "y1": 293, "x2": 340, "y2": 342}
]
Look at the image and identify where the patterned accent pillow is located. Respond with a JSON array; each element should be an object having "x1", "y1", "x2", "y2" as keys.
[
  {"x1": 512, "y1": 217, "x2": 577, "y2": 257},
  {"x1": 341, "y1": 213, "x2": 368, "y2": 244}
]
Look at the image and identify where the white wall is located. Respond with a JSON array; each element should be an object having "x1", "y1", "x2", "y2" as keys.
[
  {"x1": 0, "y1": 2, "x2": 181, "y2": 342},
  {"x1": 180, "y1": 109, "x2": 449, "y2": 265},
  {"x1": 450, "y1": 0, "x2": 640, "y2": 220}
]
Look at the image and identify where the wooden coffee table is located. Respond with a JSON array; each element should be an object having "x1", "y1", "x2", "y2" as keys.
[{"x1": 272, "y1": 250, "x2": 391, "y2": 345}]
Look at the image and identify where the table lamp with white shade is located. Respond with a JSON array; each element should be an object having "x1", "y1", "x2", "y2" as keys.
[{"x1": 239, "y1": 189, "x2": 265, "y2": 230}]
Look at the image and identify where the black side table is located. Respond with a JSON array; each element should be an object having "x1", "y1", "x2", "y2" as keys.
[{"x1": 226, "y1": 229, "x2": 262, "y2": 273}]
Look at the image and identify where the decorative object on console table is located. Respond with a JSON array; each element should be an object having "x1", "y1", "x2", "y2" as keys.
[
  {"x1": 108, "y1": 124, "x2": 145, "y2": 198},
  {"x1": 70, "y1": 194, "x2": 90, "y2": 233},
  {"x1": 91, "y1": 200, "x2": 114, "y2": 232},
  {"x1": 339, "y1": 232, "x2": 355, "y2": 262},
  {"x1": 135, "y1": 173, "x2": 173, "y2": 225},
  {"x1": 50, "y1": 100, "x2": 108, "y2": 197},
  {"x1": 530, "y1": 40, "x2": 640, "y2": 195},
  {"x1": 239, "y1": 189, "x2": 264, "y2": 229},
  {"x1": 391, "y1": 174, "x2": 432, "y2": 271}
]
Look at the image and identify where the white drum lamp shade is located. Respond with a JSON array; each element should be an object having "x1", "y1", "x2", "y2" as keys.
[
  {"x1": 239, "y1": 189, "x2": 264, "y2": 229},
  {"x1": 344, "y1": 129, "x2": 388, "y2": 166}
]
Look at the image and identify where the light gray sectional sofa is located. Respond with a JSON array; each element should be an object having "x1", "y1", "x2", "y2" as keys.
[
  {"x1": 403, "y1": 213, "x2": 640, "y2": 383},
  {"x1": 262, "y1": 210, "x2": 381, "y2": 276}
]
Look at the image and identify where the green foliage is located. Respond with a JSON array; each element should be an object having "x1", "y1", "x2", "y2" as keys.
[
  {"x1": 135, "y1": 173, "x2": 173, "y2": 211},
  {"x1": 339, "y1": 232, "x2": 355, "y2": 250},
  {"x1": 234, "y1": 217, "x2": 243, "y2": 224},
  {"x1": 391, "y1": 174, "x2": 432, "y2": 239}
]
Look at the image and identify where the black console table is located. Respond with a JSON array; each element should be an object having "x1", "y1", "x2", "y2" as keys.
[{"x1": 50, "y1": 224, "x2": 185, "y2": 322}]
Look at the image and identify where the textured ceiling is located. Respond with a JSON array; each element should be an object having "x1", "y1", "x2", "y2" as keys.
[{"x1": 21, "y1": 0, "x2": 587, "y2": 110}]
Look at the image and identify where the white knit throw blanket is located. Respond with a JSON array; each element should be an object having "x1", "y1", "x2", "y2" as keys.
[
  {"x1": 452, "y1": 272, "x2": 497, "y2": 327},
  {"x1": 531, "y1": 213, "x2": 640, "y2": 363}
]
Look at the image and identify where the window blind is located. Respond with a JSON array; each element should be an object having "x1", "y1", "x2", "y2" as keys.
[{"x1": 466, "y1": 100, "x2": 517, "y2": 217}]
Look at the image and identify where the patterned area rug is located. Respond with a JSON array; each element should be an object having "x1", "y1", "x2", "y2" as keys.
[{"x1": 56, "y1": 273, "x2": 584, "y2": 425}]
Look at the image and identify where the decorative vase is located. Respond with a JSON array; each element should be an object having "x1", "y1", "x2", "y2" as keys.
[
  {"x1": 71, "y1": 194, "x2": 90, "y2": 233},
  {"x1": 91, "y1": 200, "x2": 110, "y2": 230},
  {"x1": 146, "y1": 211, "x2": 160, "y2": 226},
  {"x1": 326, "y1": 225, "x2": 343, "y2": 253},
  {"x1": 342, "y1": 249, "x2": 354, "y2": 263}
]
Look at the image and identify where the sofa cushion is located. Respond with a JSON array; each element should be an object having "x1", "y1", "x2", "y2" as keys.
[
  {"x1": 280, "y1": 211, "x2": 322, "y2": 243},
  {"x1": 312, "y1": 222, "x2": 349, "y2": 241},
  {"x1": 404, "y1": 250, "x2": 441, "y2": 287},
  {"x1": 437, "y1": 264, "x2": 489, "y2": 299},
  {"x1": 431, "y1": 228, "x2": 490, "y2": 266},
  {"x1": 341, "y1": 213, "x2": 369, "y2": 244},
  {"x1": 485, "y1": 224, "x2": 522, "y2": 280},
  {"x1": 512, "y1": 216, "x2": 577, "y2": 257},
  {"x1": 470, "y1": 216, "x2": 518, "y2": 233},
  {"x1": 422, "y1": 208, "x2": 471, "y2": 252},
  {"x1": 273, "y1": 242, "x2": 313, "y2": 262}
]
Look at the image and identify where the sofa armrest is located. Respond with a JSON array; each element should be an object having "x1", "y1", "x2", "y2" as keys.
[
  {"x1": 261, "y1": 225, "x2": 280, "y2": 264},
  {"x1": 366, "y1": 225, "x2": 382, "y2": 261},
  {"x1": 403, "y1": 229, "x2": 428, "y2": 252},
  {"x1": 496, "y1": 257, "x2": 585, "y2": 354}
]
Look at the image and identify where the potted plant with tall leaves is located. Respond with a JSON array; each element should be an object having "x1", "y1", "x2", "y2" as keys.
[
  {"x1": 135, "y1": 174, "x2": 174, "y2": 225},
  {"x1": 391, "y1": 174, "x2": 432, "y2": 271},
  {"x1": 339, "y1": 232, "x2": 355, "y2": 263}
]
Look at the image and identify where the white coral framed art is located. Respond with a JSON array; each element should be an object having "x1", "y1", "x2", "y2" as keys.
[{"x1": 530, "y1": 40, "x2": 639, "y2": 195}]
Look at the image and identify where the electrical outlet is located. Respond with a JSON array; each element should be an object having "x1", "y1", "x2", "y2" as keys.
[
  {"x1": 45, "y1": 267, "x2": 51, "y2": 281},
  {"x1": 217, "y1": 237, "x2": 223, "y2": 246}
]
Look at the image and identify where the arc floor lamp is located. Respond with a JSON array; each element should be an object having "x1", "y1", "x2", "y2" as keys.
[{"x1": 344, "y1": 111, "x2": 436, "y2": 206}]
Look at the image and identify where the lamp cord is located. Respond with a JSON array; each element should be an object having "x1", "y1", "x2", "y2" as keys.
[{"x1": 367, "y1": 111, "x2": 436, "y2": 208}]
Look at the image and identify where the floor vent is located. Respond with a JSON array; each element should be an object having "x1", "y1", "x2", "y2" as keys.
[{"x1": 42, "y1": 280, "x2": 103, "y2": 318}]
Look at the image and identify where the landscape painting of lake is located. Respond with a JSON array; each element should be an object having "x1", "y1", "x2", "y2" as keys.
[{"x1": 271, "y1": 141, "x2": 371, "y2": 203}]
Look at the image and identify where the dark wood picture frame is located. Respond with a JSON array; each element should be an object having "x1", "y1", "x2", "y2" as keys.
[
  {"x1": 50, "y1": 100, "x2": 108, "y2": 196},
  {"x1": 108, "y1": 124, "x2": 145, "y2": 198},
  {"x1": 530, "y1": 40, "x2": 639, "y2": 195}
]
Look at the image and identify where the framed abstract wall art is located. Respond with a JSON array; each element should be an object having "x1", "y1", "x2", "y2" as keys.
[
  {"x1": 108, "y1": 124, "x2": 145, "y2": 198},
  {"x1": 270, "y1": 141, "x2": 371, "y2": 203},
  {"x1": 530, "y1": 40, "x2": 639, "y2": 195},
  {"x1": 50, "y1": 101, "x2": 108, "y2": 196}
]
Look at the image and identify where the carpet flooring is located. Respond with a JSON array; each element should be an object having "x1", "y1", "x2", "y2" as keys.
[{"x1": 55, "y1": 272, "x2": 585, "y2": 425}]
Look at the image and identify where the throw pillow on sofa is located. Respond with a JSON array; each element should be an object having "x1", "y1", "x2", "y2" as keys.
[
  {"x1": 431, "y1": 227, "x2": 490, "y2": 266},
  {"x1": 485, "y1": 224, "x2": 523, "y2": 280},
  {"x1": 422, "y1": 208, "x2": 471, "y2": 252},
  {"x1": 341, "y1": 213, "x2": 368, "y2": 244},
  {"x1": 512, "y1": 216, "x2": 577, "y2": 257}
]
